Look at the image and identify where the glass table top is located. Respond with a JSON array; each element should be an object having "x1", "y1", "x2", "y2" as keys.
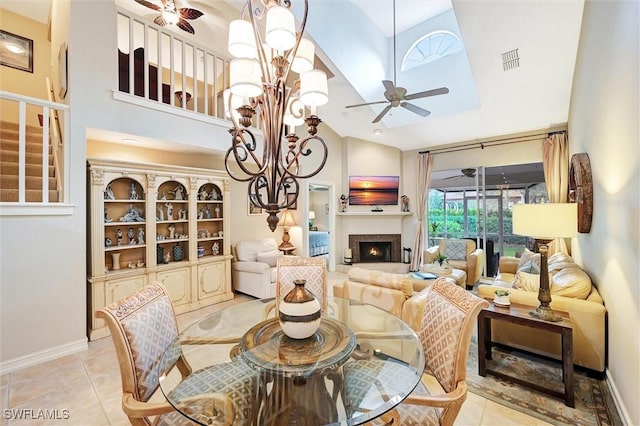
[{"x1": 158, "y1": 297, "x2": 425, "y2": 425}]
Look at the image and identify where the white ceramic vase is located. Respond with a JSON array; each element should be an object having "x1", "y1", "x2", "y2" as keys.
[
  {"x1": 279, "y1": 279, "x2": 321, "y2": 339},
  {"x1": 111, "y1": 252, "x2": 121, "y2": 270}
]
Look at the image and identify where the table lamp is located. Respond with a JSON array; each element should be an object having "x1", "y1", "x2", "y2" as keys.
[
  {"x1": 278, "y1": 209, "x2": 296, "y2": 251},
  {"x1": 308, "y1": 211, "x2": 316, "y2": 230},
  {"x1": 512, "y1": 203, "x2": 577, "y2": 322}
]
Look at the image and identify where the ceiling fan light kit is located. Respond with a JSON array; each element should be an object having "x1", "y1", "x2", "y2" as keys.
[
  {"x1": 225, "y1": 0, "x2": 329, "y2": 232},
  {"x1": 344, "y1": 0, "x2": 449, "y2": 123}
]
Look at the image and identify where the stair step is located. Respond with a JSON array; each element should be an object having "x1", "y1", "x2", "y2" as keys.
[
  {"x1": 0, "y1": 150, "x2": 52, "y2": 164},
  {"x1": 0, "y1": 162, "x2": 56, "y2": 177},
  {"x1": 0, "y1": 138, "x2": 49, "y2": 154},
  {"x1": 0, "y1": 175, "x2": 57, "y2": 190},
  {"x1": 0, "y1": 189, "x2": 59, "y2": 203},
  {"x1": 0, "y1": 129, "x2": 45, "y2": 145},
  {"x1": 0, "y1": 121, "x2": 43, "y2": 133}
]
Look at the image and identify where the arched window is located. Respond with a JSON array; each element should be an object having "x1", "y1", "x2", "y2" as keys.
[{"x1": 401, "y1": 30, "x2": 462, "y2": 72}]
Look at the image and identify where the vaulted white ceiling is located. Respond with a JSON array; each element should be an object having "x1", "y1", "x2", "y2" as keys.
[{"x1": 3, "y1": 0, "x2": 585, "y2": 152}]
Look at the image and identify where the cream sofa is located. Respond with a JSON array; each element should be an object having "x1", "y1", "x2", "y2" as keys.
[
  {"x1": 231, "y1": 238, "x2": 283, "y2": 299},
  {"x1": 424, "y1": 239, "x2": 485, "y2": 286},
  {"x1": 332, "y1": 267, "x2": 441, "y2": 332},
  {"x1": 477, "y1": 253, "x2": 606, "y2": 372}
]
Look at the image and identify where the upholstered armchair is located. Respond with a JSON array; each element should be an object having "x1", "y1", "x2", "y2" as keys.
[
  {"x1": 344, "y1": 278, "x2": 489, "y2": 425},
  {"x1": 97, "y1": 282, "x2": 238, "y2": 426},
  {"x1": 231, "y1": 238, "x2": 284, "y2": 298},
  {"x1": 424, "y1": 238, "x2": 485, "y2": 286}
]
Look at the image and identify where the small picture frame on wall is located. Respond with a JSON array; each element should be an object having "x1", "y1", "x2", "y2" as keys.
[
  {"x1": 0, "y1": 30, "x2": 34, "y2": 73},
  {"x1": 286, "y1": 193, "x2": 297, "y2": 210},
  {"x1": 248, "y1": 194, "x2": 263, "y2": 215}
]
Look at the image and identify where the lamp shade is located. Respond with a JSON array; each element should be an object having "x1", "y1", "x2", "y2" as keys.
[
  {"x1": 278, "y1": 209, "x2": 297, "y2": 227},
  {"x1": 299, "y1": 70, "x2": 328, "y2": 107},
  {"x1": 513, "y1": 203, "x2": 578, "y2": 239},
  {"x1": 291, "y1": 38, "x2": 315, "y2": 74},
  {"x1": 265, "y1": 5, "x2": 296, "y2": 51},
  {"x1": 308, "y1": 211, "x2": 316, "y2": 220},
  {"x1": 230, "y1": 58, "x2": 262, "y2": 98},
  {"x1": 228, "y1": 19, "x2": 257, "y2": 58}
]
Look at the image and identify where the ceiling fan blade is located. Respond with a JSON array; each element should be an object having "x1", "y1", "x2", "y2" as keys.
[
  {"x1": 382, "y1": 80, "x2": 396, "y2": 93},
  {"x1": 179, "y1": 8, "x2": 203, "y2": 20},
  {"x1": 401, "y1": 102, "x2": 431, "y2": 117},
  {"x1": 443, "y1": 174, "x2": 465, "y2": 180},
  {"x1": 177, "y1": 19, "x2": 195, "y2": 34},
  {"x1": 345, "y1": 100, "x2": 389, "y2": 109},
  {"x1": 372, "y1": 105, "x2": 393, "y2": 123},
  {"x1": 404, "y1": 87, "x2": 450, "y2": 100},
  {"x1": 154, "y1": 15, "x2": 168, "y2": 26},
  {"x1": 134, "y1": 0, "x2": 162, "y2": 11}
]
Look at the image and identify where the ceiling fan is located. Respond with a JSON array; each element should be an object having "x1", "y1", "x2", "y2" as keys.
[
  {"x1": 444, "y1": 168, "x2": 477, "y2": 180},
  {"x1": 344, "y1": 0, "x2": 450, "y2": 123},
  {"x1": 134, "y1": 0, "x2": 203, "y2": 34}
]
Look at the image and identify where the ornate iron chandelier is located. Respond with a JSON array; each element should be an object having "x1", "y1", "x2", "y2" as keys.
[{"x1": 224, "y1": 0, "x2": 329, "y2": 231}]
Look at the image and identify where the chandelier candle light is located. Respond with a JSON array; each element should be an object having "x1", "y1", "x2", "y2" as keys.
[{"x1": 225, "y1": 0, "x2": 329, "y2": 231}]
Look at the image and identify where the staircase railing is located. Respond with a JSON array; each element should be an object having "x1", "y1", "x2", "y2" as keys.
[
  {"x1": 46, "y1": 77, "x2": 64, "y2": 201},
  {"x1": 0, "y1": 91, "x2": 70, "y2": 214}
]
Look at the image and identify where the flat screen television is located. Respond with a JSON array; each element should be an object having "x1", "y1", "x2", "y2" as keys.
[{"x1": 348, "y1": 175, "x2": 399, "y2": 205}]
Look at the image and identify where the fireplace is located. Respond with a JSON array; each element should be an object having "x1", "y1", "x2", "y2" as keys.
[{"x1": 348, "y1": 234, "x2": 402, "y2": 263}]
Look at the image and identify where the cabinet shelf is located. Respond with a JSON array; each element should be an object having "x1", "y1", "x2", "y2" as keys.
[
  {"x1": 156, "y1": 238, "x2": 189, "y2": 244},
  {"x1": 157, "y1": 220, "x2": 189, "y2": 224},
  {"x1": 105, "y1": 199, "x2": 146, "y2": 203},
  {"x1": 198, "y1": 236, "x2": 223, "y2": 242},
  {"x1": 105, "y1": 244, "x2": 146, "y2": 251},
  {"x1": 105, "y1": 221, "x2": 146, "y2": 226},
  {"x1": 197, "y1": 218, "x2": 223, "y2": 222}
]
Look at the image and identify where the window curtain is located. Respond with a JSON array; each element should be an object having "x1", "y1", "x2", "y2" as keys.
[
  {"x1": 410, "y1": 153, "x2": 433, "y2": 271},
  {"x1": 542, "y1": 132, "x2": 570, "y2": 255}
]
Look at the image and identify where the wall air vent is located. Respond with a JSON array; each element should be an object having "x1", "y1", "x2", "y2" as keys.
[{"x1": 502, "y1": 48, "x2": 520, "y2": 71}]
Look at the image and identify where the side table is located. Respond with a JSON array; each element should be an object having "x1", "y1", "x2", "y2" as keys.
[
  {"x1": 279, "y1": 246, "x2": 296, "y2": 256},
  {"x1": 477, "y1": 300, "x2": 575, "y2": 407}
]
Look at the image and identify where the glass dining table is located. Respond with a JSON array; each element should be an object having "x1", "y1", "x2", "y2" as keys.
[{"x1": 158, "y1": 297, "x2": 425, "y2": 425}]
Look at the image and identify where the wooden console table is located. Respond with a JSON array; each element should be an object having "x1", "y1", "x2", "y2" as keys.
[{"x1": 477, "y1": 300, "x2": 575, "y2": 407}]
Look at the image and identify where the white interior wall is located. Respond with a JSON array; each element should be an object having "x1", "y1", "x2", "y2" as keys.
[{"x1": 568, "y1": 1, "x2": 639, "y2": 423}]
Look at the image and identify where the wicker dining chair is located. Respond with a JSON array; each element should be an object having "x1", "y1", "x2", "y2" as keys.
[
  {"x1": 344, "y1": 277, "x2": 489, "y2": 425},
  {"x1": 97, "y1": 282, "x2": 239, "y2": 426}
]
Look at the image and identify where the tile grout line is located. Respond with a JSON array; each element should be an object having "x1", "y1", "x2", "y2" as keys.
[{"x1": 79, "y1": 351, "x2": 114, "y2": 425}]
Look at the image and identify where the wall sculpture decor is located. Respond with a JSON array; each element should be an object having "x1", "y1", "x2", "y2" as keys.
[{"x1": 569, "y1": 153, "x2": 593, "y2": 233}]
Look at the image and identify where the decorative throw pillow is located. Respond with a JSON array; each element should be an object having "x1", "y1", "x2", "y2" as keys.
[
  {"x1": 518, "y1": 249, "x2": 541, "y2": 274},
  {"x1": 444, "y1": 240, "x2": 467, "y2": 261},
  {"x1": 256, "y1": 250, "x2": 283, "y2": 267},
  {"x1": 512, "y1": 271, "x2": 541, "y2": 292}
]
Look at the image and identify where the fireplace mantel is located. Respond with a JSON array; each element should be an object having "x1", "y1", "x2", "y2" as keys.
[{"x1": 337, "y1": 212, "x2": 411, "y2": 217}]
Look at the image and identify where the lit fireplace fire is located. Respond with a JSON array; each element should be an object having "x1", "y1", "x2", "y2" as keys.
[{"x1": 369, "y1": 247, "x2": 380, "y2": 256}]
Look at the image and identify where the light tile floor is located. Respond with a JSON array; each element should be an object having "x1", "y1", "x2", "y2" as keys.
[{"x1": 0, "y1": 277, "x2": 553, "y2": 426}]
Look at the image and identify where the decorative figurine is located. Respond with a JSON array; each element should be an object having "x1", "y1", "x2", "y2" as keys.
[
  {"x1": 128, "y1": 227, "x2": 135, "y2": 244},
  {"x1": 401, "y1": 195, "x2": 410, "y2": 212},
  {"x1": 205, "y1": 205, "x2": 211, "y2": 219},
  {"x1": 168, "y1": 223, "x2": 176, "y2": 239},
  {"x1": 340, "y1": 194, "x2": 348, "y2": 212},
  {"x1": 198, "y1": 189, "x2": 208, "y2": 200},
  {"x1": 158, "y1": 191, "x2": 167, "y2": 201},
  {"x1": 171, "y1": 185, "x2": 185, "y2": 200},
  {"x1": 120, "y1": 204, "x2": 145, "y2": 222},
  {"x1": 105, "y1": 237, "x2": 112, "y2": 247},
  {"x1": 104, "y1": 210, "x2": 112, "y2": 223},
  {"x1": 116, "y1": 228, "x2": 123, "y2": 246},
  {"x1": 129, "y1": 182, "x2": 139, "y2": 200},
  {"x1": 198, "y1": 208, "x2": 204, "y2": 219},
  {"x1": 137, "y1": 228, "x2": 145, "y2": 244},
  {"x1": 104, "y1": 184, "x2": 115, "y2": 200},
  {"x1": 157, "y1": 205, "x2": 164, "y2": 221},
  {"x1": 165, "y1": 203, "x2": 174, "y2": 220},
  {"x1": 178, "y1": 207, "x2": 187, "y2": 220},
  {"x1": 212, "y1": 242, "x2": 220, "y2": 256},
  {"x1": 214, "y1": 206, "x2": 220, "y2": 218},
  {"x1": 163, "y1": 252, "x2": 171, "y2": 264}
]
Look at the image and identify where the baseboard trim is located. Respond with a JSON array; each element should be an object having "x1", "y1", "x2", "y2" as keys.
[
  {"x1": 606, "y1": 368, "x2": 632, "y2": 425},
  {"x1": 0, "y1": 338, "x2": 88, "y2": 375}
]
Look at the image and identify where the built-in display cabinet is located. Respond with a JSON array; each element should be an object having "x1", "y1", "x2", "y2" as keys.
[{"x1": 87, "y1": 159, "x2": 233, "y2": 340}]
